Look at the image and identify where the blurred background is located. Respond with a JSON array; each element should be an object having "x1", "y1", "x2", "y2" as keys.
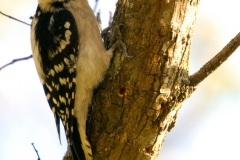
[{"x1": 0, "y1": 0, "x2": 240, "y2": 159}]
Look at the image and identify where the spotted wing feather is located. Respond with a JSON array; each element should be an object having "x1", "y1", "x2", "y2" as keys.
[{"x1": 34, "y1": 6, "x2": 84, "y2": 159}]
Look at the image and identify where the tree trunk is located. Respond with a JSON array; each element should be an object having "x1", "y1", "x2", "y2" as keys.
[{"x1": 89, "y1": 0, "x2": 199, "y2": 159}]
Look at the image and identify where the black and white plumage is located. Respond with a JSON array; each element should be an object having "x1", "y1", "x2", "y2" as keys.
[{"x1": 31, "y1": 0, "x2": 113, "y2": 159}]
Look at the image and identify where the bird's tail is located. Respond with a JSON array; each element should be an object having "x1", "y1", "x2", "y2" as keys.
[{"x1": 70, "y1": 117, "x2": 86, "y2": 160}]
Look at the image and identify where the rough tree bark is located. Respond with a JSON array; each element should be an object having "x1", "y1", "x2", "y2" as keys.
[
  {"x1": 90, "y1": 0, "x2": 197, "y2": 159},
  {"x1": 62, "y1": 0, "x2": 240, "y2": 159}
]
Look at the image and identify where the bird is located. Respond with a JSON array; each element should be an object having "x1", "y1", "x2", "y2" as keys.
[{"x1": 30, "y1": 0, "x2": 116, "y2": 159}]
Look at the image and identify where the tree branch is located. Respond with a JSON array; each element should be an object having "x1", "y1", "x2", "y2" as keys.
[
  {"x1": 0, "y1": 55, "x2": 32, "y2": 71},
  {"x1": 190, "y1": 32, "x2": 240, "y2": 86},
  {"x1": 31, "y1": 143, "x2": 41, "y2": 160},
  {"x1": 0, "y1": 10, "x2": 31, "y2": 26},
  {"x1": 93, "y1": 0, "x2": 99, "y2": 12}
]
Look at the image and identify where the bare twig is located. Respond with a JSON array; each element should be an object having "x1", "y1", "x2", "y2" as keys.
[
  {"x1": 93, "y1": 0, "x2": 99, "y2": 12},
  {"x1": 96, "y1": 10, "x2": 102, "y2": 30},
  {"x1": 0, "y1": 55, "x2": 32, "y2": 71},
  {"x1": 190, "y1": 32, "x2": 240, "y2": 86},
  {"x1": 0, "y1": 10, "x2": 31, "y2": 26},
  {"x1": 108, "y1": 11, "x2": 113, "y2": 26},
  {"x1": 31, "y1": 143, "x2": 41, "y2": 160},
  {"x1": 0, "y1": 11, "x2": 32, "y2": 71}
]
